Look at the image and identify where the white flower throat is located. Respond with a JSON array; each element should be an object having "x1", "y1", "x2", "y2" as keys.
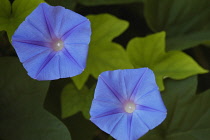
[
  {"x1": 124, "y1": 102, "x2": 136, "y2": 113},
  {"x1": 53, "y1": 40, "x2": 64, "y2": 51}
]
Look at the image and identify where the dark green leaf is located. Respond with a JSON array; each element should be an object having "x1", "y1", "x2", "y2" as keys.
[
  {"x1": 127, "y1": 32, "x2": 208, "y2": 90},
  {"x1": 0, "y1": 57, "x2": 71, "y2": 140},
  {"x1": 63, "y1": 113, "x2": 98, "y2": 140},
  {"x1": 144, "y1": 0, "x2": 210, "y2": 50}
]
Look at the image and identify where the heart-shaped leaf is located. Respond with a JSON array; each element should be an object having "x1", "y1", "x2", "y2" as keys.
[
  {"x1": 0, "y1": 57, "x2": 71, "y2": 140},
  {"x1": 144, "y1": 0, "x2": 210, "y2": 50},
  {"x1": 127, "y1": 32, "x2": 208, "y2": 90}
]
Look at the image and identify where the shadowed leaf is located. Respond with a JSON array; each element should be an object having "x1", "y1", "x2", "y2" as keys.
[{"x1": 0, "y1": 57, "x2": 71, "y2": 140}]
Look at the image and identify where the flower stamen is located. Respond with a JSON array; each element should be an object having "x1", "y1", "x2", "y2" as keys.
[
  {"x1": 53, "y1": 40, "x2": 64, "y2": 51},
  {"x1": 124, "y1": 102, "x2": 136, "y2": 113}
]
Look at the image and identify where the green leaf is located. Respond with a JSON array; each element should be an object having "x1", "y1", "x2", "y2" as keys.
[
  {"x1": 45, "y1": 0, "x2": 76, "y2": 10},
  {"x1": 64, "y1": 113, "x2": 98, "y2": 140},
  {"x1": 141, "y1": 76, "x2": 210, "y2": 140},
  {"x1": 78, "y1": 0, "x2": 143, "y2": 6},
  {"x1": 0, "y1": 57, "x2": 71, "y2": 140},
  {"x1": 61, "y1": 83, "x2": 95, "y2": 119},
  {"x1": 72, "y1": 14, "x2": 133, "y2": 89},
  {"x1": 0, "y1": 0, "x2": 43, "y2": 40},
  {"x1": 71, "y1": 69, "x2": 89, "y2": 90},
  {"x1": 0, "y1": 0, "x2": 11, "y2": 18},
  {"x1": 127, "y1": 32, "x2": 208, "y2": 90},
  {"x1": 144, "y1": 0, "x2": 210, "y2": 50}
]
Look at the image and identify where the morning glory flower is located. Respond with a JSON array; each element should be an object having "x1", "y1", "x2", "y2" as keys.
[
  {"x1": 90, "y1": 68, "x2": 167, "y2": 140},
  {"x1": 12, "y1": 3, "x2": 91, "y2": 80}
]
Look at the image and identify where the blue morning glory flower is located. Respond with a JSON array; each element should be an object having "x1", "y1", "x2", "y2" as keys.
[
  {"x1": 12, "y1": 3, "x2": 91, "y2": 80},
  {"x1": 90, "y1": 68, "x2": 167, "y2": 140}
]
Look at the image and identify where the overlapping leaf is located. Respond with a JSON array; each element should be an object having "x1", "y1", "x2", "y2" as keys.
[
  {"x1": 72, "y1": 14, "x2": 133, "y2": 89},
  {"x1": 61, "y1": 83, "x2": 95, "y2": 119},
  {"x1": 144, "y1": 0, "x2": 210, "y2": 50},
  {"x1": 140, "y1": 76, "x2": 210, "y2": 140},
  {"x1": 127, "y1": 32, "x2": 208, "y2": 90},
  {"x1": 0, "y1": 0, "x2": 43, "y2": 40},
  {"x1": 0, "y1": 57, "x2": 71, "y2": 140}
]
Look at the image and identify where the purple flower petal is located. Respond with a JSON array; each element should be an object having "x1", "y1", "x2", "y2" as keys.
[
  {"x1": 93, "y1": 75, "x2": 124, "y2": 104},
  {"x1": 136, "y1": 89, "x2": 167, "y2": 113},
  {"x1": 129, "y1": 113, "x2": 150, "y2": 140},
  {"x1": 135, "y1": 90, "x2": 167, "y2": 129},
  {"x1": 109, "y1": 114, "x2": 131, "y2": 140},
  {"x1": 130, "y1": 68, "x2": 159, "y2": 101},
  {"x1": 40, "y1": 3, "x2": 89, "y2": 40},
  {"x1": 23, "y1": 50, "x2": 57, "y2": 79},
  {"x1": 35, "y1": 53, "x2": 60, "y2": 80},
  {"x1": 59, "y1": 49, "x2": 85, "y2": 78},
  {"x1": 13, "y1": 4, "x2": 52, "y2": 42},
  {"x1": 61, "y1": 20, "x2": 90, "y2": 43},
  {"x1": 64, "y1": 44, "x2": 89, "y2": 69},
  {"x1": 91, "y1": 113, "x2": 125, "y2": 135},
  {"x1": 12, "y1": 3, "x2": 91, "y2": 80},
  {"x1": 90, "y1": 68, "x2": 167, "y2": 140},
  {"x1": 135, "y1": 109, "x2": 166, "y2": 130},
  {"x1": 110, "y1": 114, "x2": 149, "y2": 140},
  {"x1": 90, "y1": 100, "x2": 123, "y2": 119},
  {"x1": 12, "y1": 41, "x2": 50, "y2": 63}
]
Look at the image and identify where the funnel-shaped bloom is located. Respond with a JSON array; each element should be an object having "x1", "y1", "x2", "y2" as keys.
[
  {"x1": 90, "y1": 68, "x2": 167, "y2": 140},
  {"x1": 12, "y1": 3, "x2": 91, "y2": 80}
]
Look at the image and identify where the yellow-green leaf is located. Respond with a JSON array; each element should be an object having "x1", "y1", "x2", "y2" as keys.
[
  {"x1": 127, "y1": 32, "x2": 208, "y2": 90},
  {"x1": 0, "y1": 0, "x2": 43, "y2": 40},
  {"x1": 61, "y1": 83, "x2": 95, "y2": 119}
]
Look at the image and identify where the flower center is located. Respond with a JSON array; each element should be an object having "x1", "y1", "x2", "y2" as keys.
[
  {"x1": 53, "y1": 40, "x2": 64, "y2": 51},
  {"x1": 124, "y1": 102, "x2": 136, "y2": 113}
]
